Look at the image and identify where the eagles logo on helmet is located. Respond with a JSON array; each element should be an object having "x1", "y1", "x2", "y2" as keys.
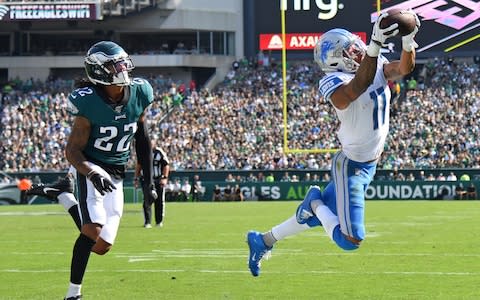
[{"x1": 84, "y1": 41, "x2": 135, "y2": 86}]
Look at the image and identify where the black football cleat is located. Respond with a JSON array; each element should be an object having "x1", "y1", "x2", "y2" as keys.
[{"x1": 26, "y1": 176, "x2": 74, "y2": 200}]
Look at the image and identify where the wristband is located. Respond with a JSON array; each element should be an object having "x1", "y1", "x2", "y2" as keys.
[
  {"x1": 366, "y1": 42, "x2": 381, "y2": 57},
  {"x1": 161, "y1": 175, "x2": 167, "y2": 179},
  {"x1": 86, "y1": 170, "x2": 96, "y2": 179},
  {"x1": 402, "y1": 37, "x2": 415, "y2": 52}
]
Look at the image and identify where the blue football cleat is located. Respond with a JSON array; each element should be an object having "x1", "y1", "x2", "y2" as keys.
[
  {"x1": 296, "y1": 185, "x2": 322, "y2": 226},
  {"x1": 247, "y1": 231, "x2": 272, "y2": 277}
]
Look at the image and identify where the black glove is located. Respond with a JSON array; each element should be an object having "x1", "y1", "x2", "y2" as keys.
[{"x1": 87, "y1": 170, "x2": 116, "y2": 195}]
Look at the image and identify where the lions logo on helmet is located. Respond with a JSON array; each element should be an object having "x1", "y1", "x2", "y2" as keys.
[
  {"x1": 314, "y1": 29, "x2": 366, "y2": 73},
  {"x1": 84, "y1": 41, "x2": 135, "y2": 86}
]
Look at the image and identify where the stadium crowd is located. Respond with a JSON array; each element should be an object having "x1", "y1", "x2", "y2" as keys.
[{"x1": 0, "y1": 56, "x2": 479, "y2": 173}]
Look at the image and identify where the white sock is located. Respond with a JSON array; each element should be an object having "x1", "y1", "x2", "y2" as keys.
[
  {"x1": 270, "y1": 215, "x2": 310, "y2": 243},
  {"x1": 314, "y1": 205, "x2": 339, "y2": 240},
  {"x1": 66, "y1": 282, "x2": 81, "y2": 298},
  {"x1": 58, "y1": 193, "x2": 78, "y2": 211}
]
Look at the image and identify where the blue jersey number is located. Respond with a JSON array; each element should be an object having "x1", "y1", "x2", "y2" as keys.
[{"x1": 370, "y1": 87, "x2": 386, "y2": 130}]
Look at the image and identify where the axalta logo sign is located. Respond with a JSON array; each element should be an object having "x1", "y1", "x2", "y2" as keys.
[
  {"x1": 280, "y1": 0, "x2": 344, "y2": 20},
  {"x1": 259, "y1": 32, "x2": 367, "y2": 50}
]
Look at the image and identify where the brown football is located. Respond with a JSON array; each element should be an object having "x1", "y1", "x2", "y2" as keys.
[{"x1": 379, "y1": 8, "x2": 417, "y2": 36}]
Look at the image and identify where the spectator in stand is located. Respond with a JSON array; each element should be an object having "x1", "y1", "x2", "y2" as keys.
[
  {"x1": 280, "y1": 171, "x2": 292, "y2": 182},
  {"x1": 212, "y1": 185, "x2": 223, "y2": 201},
  {"x1": 235, "y1": 185, "x2": 245, "y2": 201},
  {"x1": 455, "y1": 184, "x2": 467, "y2": 200},
  {"x1": 189, "y1": 79, "x2": 197, "y2": 93},
  {"x1": 406, "y1": 173, "x2": 416, "y2": 181},
  {"x1": 417, "y1": 170, "x2": 426, "y2": 181},
  {"x1": 235, "y1": 175, "x2": 244, "y2": 182},
  {"x1": 228, "y1": 184, "x2": 244, "y2": 201},
  {"x1": 447, "y1": 172, "x2": 457, "y2": 181},
  {"x1": 246, "y1": 173, "x2": 258, "y2": 182},
  {"x1": 180, "y1": 178, "x2": 192, "y2": 201},
  {"x1": 171, "y1": 179, "x2": 182, "y2": 201},
  {"x1": 320, "y1": 173, "x2": 330, "y2": 182},
  {"x1": 467, "y1": 183, "x2": 477, "y2": 200},
  {"x1": 225, "y1": 173, "x2": 235, "y2": 182},
  {"x1": 223, "y1": 185, "x2": 233, "y2": 201},
  {"x1": 165, "y1": 180, "x2": 174, "y2": 202},
  {"x1": 173, "y1": 42, "x2": 188, "y2": 54},
  {"x1": 191, "y1": 174, "x2": 205, "y2": 201},
  {"x1": 0, "y1": 48, "x2": 479, "y2": 172},
  {"x1": 159, "y1": 43, "x2": 170, "y2": 54},
  {"x1": 303, "y1": 173, "x2": 311, "y2": 182},
  {"x1": 265, "y1": 173, "x2": 275, "y2": 182},
  {"x1": 257, "y1": 172, "x2": 265, "y2": 182},
  {"x1": 436, "y1": 173, "x2": 446, "y2": 181}
]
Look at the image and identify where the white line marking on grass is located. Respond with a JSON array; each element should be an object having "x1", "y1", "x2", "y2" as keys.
[
  {"x1": 128, "y1": 258, "x2": 158, "y2": 262},
  {"x1": 0, "y1": 211, "x2": 64, "y2": 216},
  {"x1": 8, "y1": 249, "x2": 480, "y2": 259},
  {"x1": 3, "y1": 269, "x2": 480, "y2": 276},
  {"x1": 114, "y1": 249, "x2": 480, "y2": 261},
  {"x1": 12, "y1": 252, "x2": 65, "y2": 255}
]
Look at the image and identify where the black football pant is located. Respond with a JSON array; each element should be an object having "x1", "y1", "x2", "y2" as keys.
[{"x1": 142, "y1": 180, "x2": 165, "y2": 225}]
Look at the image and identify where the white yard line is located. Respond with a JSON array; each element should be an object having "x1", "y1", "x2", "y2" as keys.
[{"x1": 2, "y1": 268, "x2": 480, "y2": 276}]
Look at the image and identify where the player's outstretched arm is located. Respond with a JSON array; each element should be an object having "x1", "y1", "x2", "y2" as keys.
[
  {"x1": 384, "y1": 10, "x2": 420, "y2": 81},
  {"x1": 331, "y1": 12, "x2": 398, "y2": 109}
]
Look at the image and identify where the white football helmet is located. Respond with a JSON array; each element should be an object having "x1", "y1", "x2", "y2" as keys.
[{"x1": 314, "y1": 28, "x2": 366, "y2": 73}]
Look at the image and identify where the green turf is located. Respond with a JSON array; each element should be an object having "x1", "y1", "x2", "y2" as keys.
[{"x1": 1, "y1": 201, "x2": 480, "y2": 300}]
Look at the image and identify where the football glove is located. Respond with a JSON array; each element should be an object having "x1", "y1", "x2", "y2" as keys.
[
  {"x1": 87, "y1": 170, "x2": 116, "y2": 195},
  {"x1": 367, "y1": 12, "x2": 399, "y2": 57},
  {"x1": 402, "y1": 9, "x2": 421, "y2": 52}
]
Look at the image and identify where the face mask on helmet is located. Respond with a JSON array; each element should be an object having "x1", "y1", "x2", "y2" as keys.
[
  {"x1": 84, "y1": 41, "x2": 135, "y2": 86},
  {"x1": 314, "y1": 29, "x2": 366, "y2": 73}
]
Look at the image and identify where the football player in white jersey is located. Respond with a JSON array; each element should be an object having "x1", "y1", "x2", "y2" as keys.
[{"x1": 247, "y1": 10, "x2": 420, "y2": 276}]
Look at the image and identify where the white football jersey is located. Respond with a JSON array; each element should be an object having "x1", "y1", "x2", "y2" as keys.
[{"x1": 319, "y1": 56, "x2": 391, "y2": 162}]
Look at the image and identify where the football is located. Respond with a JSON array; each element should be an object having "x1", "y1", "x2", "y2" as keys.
[{"x1": 379, "y1": 8, "x2": 417, "y2": 36}]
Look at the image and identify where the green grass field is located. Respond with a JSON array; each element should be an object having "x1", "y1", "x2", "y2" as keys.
[{"x1": 1, "y1": 201, "x2": 480, "y2": 300}]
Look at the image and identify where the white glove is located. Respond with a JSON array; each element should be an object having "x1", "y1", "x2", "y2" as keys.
[
  {"x1": 367, "y1": 12, "x2": 399, "y2": 57},
  {"x1": 402, "y1": 9, "x2": 421, "y2": 52}
]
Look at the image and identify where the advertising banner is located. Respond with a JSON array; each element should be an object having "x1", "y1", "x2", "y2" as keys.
[
  {"x1": 199, "y1": 181, "x2": 475, "y2": 202},
  {"x1": 0, "y1": 2, "x2": 102, "y2": 21},
  {"x1": 259, "y1": 32, "x2": 367, "y2": 50},
  {"x1": 253, "y1": 0, "x2": 479, "y2": 54}
]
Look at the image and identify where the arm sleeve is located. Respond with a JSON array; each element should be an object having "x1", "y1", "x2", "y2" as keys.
[
  {"x1": 135, "y1": 118, "x2": 153, "y2": 185},
  {"x1": 318, "y1": 73, "x2": 349, "y2": 101}
]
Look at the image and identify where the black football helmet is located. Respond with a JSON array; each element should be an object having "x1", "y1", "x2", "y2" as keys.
[{"x1": 84, "y1": 41, "x2": 134, "y2": 86}]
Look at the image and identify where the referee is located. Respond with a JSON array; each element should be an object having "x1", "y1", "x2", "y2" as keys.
[{"x1": 135, "y1": 142, "x2": 170, "y2": 228}]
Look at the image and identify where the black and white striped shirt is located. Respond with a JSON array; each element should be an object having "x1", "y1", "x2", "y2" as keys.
[{"x1": 152, "y1": 147, "x2": 169, "y2": 179}]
